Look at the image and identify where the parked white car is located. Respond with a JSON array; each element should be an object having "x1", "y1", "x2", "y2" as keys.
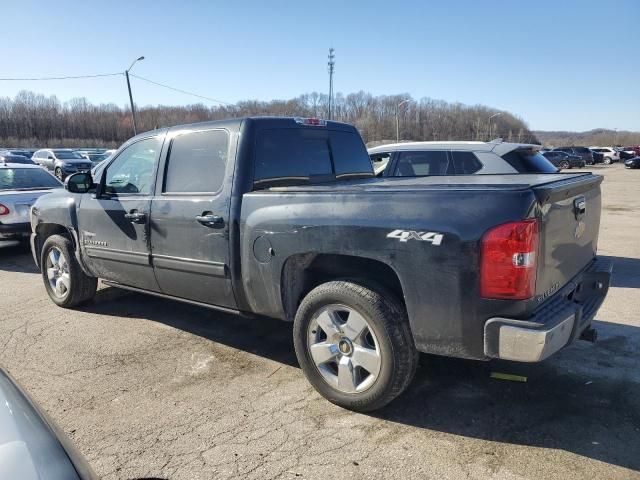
[
  {"x1": 368, "y1": 140, "x2": 557, "y2": 177},
  {"x1": 0, "y1": 163, "x2": 62, "y2": 247},
  {"x1": 589, "y1": 147, "x2": 619, "y2": 164}
]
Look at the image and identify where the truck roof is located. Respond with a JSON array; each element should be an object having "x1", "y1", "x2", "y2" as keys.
[{"x1": 128, "y1": 117, "x2": 357, "y2": 142}]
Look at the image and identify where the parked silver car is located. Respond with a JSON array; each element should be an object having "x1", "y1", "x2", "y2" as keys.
[
  {"x1": 32, "y1": 149, "x2": 93, "y2": 181},
  {"x1": 0, "y1": 163, "x2": 62, "y2": 247}
]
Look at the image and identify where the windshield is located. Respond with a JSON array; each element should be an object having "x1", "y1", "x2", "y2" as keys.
[
  {"x1": 53, "y1": 150, "x2": 84, "y2": 159},
  {"x1": 0, "y1": 168, "x2": 62, "y2": 190}
]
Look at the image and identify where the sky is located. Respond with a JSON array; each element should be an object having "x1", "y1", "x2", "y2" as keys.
[{"x1": 1, "y1": 0, "x2": 638, "y2": 132}]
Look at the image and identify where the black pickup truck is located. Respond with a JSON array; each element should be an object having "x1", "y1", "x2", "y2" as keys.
[{"x1": 30, "y1": 117, "x2": 612, "y2": 411}]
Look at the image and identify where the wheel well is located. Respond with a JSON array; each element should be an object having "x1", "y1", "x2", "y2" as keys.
[
  {"x1": 281, "y1": 253, "x2": 404, "y2": 321},
  {"x1": 34, "y1": 224, "x2": 73, "y2": 264}
]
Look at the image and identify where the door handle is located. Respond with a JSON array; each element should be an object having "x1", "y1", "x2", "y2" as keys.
[
  {"x1": 124, "y1": 210, "x2": 147, "y2": 224},
  {"x1": 195, "y1": 213, "x2": 224, "y2": 228}
]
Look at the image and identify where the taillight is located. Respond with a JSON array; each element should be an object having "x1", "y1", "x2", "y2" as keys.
[
  {"x1": 0, "y1": 203, "x2": 9, "y2": 215},
  {"x1": 294, "y1": 117, "x2": 327, "y2": 126},
  {"x1": 480, "y1": 219, "x2": 539, "y2": 300}
]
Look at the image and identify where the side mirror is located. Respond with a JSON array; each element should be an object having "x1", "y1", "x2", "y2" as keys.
[{"x1": 65, "y1": 172, "x2": 94, "y2": 193}]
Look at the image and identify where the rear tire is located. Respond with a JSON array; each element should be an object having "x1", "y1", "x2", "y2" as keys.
[
  {"x1": 54, "y1": 167, "x2": 64, "y2": 181},
  {"x1": 293, "y1": 280, "x2": 418, "y2": 412},
  {"x1": 41, "y1": 234, "x2": 97, "y2": 308},
  {"x1": 559, "y1": 161, "x2": 570, "y2": 170}
]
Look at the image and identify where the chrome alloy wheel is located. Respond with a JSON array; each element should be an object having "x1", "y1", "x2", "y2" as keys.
[
  {"x1": 307, "y1": 304, "x2": 381, "y2": 393},
  {"x1": 46, "y1": 247, "x2": 70, "y2": 299}
]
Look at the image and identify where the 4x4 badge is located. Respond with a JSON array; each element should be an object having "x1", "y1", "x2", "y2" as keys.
[{"x1": 387, "y1": 229, "x2": 443, "y2": 245}]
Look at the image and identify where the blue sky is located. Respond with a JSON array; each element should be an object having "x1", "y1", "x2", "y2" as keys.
[{"x1": 1, "y1": 0, "x2": 638, "y2": 131}]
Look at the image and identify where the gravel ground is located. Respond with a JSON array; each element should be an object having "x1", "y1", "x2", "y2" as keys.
[{"x1": 1, "y1": 164, "x2": 639, "y2": 480}]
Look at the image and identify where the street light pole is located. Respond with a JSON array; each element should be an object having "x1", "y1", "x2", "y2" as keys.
[
  {"x1": 125, "y1": 56, "x2": 145, "y2": 135},
  {"x1": 488, "y1": 112, "x2": 502, "y2": 140},
  {"x1": 396, "y1": 99, "x2": 410, "y2": 143}
]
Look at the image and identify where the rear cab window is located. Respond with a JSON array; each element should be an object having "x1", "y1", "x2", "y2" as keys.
[
  {"x1": 501, "y1": 149, "x2": 558, "y2": 173},
  {"x1": 253, "y1": 128, "x2": 373, "y2": 188}
]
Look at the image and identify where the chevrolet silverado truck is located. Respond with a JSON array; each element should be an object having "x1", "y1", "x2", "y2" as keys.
[{"x1": 29, "y1": 117, "x2": 612, "y2": 411}]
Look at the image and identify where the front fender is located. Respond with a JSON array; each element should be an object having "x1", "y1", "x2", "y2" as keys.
[{"x1": 30, "y1": 191, "x2": 90, "y2": 274}]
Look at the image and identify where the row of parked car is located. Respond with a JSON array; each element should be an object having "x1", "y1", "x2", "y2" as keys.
[{"x1": 0, "y1": 147, "x2": 115, "y2": 180}]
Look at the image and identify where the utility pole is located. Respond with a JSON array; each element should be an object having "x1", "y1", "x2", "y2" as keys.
[
  {"x1": 327, "y1": 48, "x2": 335, "y2": 120},
  {"x1": 488, "y1": 112, "x2": 502, "y2": 141},
  {"x1": 125, "y1": 56, "x2": 145, "y2": 135},
  {"x1": 396, "y1": 99, "x2": 410, "y2": 143}
]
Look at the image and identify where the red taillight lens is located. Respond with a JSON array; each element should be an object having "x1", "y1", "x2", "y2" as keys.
[
  {"x1": 294, "y1": 117, "x2": 327, "y2": 126},
  {"x1": 0, "y1": 203, "x2": 9, "y2": 215},
  {"x1": 480, "y1": 219, "x2": 539, "y2": 300}
]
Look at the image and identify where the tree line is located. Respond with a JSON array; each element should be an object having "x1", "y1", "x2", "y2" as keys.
[{"x1": 0, "y1": 89, "x2": 540, "y2": 148}]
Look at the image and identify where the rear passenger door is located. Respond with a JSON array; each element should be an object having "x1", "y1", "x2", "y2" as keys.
[{"x1": 149, "y1": 128, "x2": 236, "y2": 308}]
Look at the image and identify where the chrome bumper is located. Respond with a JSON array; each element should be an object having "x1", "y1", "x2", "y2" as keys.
[{"x1": 484, "y1": 257, "x2": 612, "y2": 362}]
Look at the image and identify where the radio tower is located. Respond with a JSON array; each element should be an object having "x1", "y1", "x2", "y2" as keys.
[{"x1": 327, "y1": 48, "x2": 335, "y2": 120}]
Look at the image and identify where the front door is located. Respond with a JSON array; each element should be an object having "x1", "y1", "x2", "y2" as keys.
[
  {"x1": 149, "y1": 127, "x2": 236, "y2": 308},
  {"x1": 77, "y1": 135, "x2": 164, "y2": 291}
]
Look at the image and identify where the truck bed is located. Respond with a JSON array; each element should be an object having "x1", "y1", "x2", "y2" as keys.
[{"x1": 267, "y1": 172, "x2": 593, "y2": 192}]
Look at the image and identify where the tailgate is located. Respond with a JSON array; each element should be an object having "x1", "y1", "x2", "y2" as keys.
[{"x1": 533, "y1": 174, "x2": 603, "y2": 302}]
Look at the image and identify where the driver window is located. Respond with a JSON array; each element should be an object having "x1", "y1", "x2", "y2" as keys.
[{"x1": 104, "y1": 137, "x2": 161, "y2": 195}]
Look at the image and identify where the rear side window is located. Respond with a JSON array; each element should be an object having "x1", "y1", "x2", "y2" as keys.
[
  {"x1": 164, "y1": 129, "x2": 229, "y2": 193},
  {"x1": 502, "y1": 149, "x2": 558, "y2": 173},
  {"x1": 254, "y1": 128, "x2": 372, "y2": 187},
  {"x1": 451, "y1": 151, "x2": 482, "y2": 174},
  {"x1": 394, "y1": 150, "x2": 452, "y2": 176}
]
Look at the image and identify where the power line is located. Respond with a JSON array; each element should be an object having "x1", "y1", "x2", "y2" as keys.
[
  {"x1": 129, "y1": 74, "x2": 233, "y2": 106},
  {"x1": 0, "y1": 72, "x2": 122, "y2": 81}
]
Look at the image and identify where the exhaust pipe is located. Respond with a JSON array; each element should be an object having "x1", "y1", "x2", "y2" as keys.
[{"x1": 580, "y1": 327, "x2": 598, "y2": 343}]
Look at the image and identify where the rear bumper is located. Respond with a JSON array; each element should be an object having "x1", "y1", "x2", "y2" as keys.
[
  {"x1": 0, "y1": 222, "x2": 31, "y2": 239},
  {"x1": 484, "y1": 256, "x2": 612, "y2": 362}
]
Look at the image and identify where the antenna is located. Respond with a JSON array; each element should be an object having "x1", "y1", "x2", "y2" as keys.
[{"x1": 327, "y1": 48, "x2": 335, "y2": 120}]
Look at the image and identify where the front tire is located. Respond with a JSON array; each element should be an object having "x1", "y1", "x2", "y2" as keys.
[
  {"x1": 559, "y1": 161, "x2": 570, "y2": 170},
  {"x1": 604, "y1": 157, "x2": 612, "y2": 165},
  {"x1": 41, "y1": 234, "x2": 97, "y2": 308},
  {"x1": 54, "y1": 167, "x2": 64, "y2": 181},
  {"x1": 293, "y1": 280, "x2": 418, "y2": 412}
]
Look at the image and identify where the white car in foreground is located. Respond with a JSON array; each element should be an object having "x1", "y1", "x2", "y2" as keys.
[
  {"x1": 0, "y1": 163, "x2": 62, "y2": 247},
  {"x1": 589, "y1": 147, "x2": 619, "y2": 164}
]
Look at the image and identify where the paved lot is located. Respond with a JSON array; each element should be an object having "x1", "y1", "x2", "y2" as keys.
[{"x1": 1, "y1": 164, "x2": 639, "y2": 480}]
